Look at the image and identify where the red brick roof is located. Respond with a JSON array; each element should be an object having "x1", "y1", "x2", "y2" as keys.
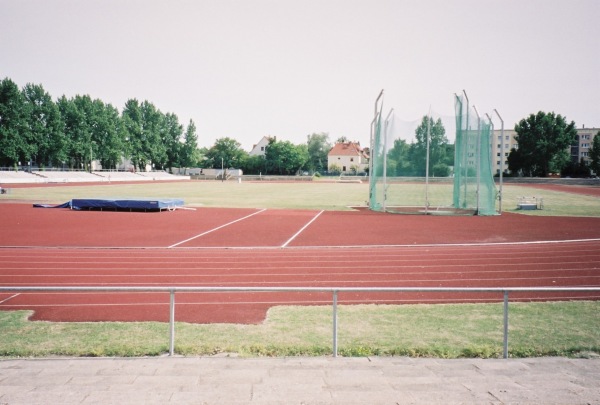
[{"x1": 328, "y1": 142, "x2": 368, "y2": 158}]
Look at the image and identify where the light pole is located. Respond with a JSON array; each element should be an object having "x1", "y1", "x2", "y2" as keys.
[{"x1": 221, "y1": 157, "x2": 224, "y2": 182}]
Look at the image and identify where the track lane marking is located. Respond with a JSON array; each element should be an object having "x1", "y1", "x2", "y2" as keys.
[
  {"x1": 168, "y1": 209, "x2": 267, "y2": 248},
  {"x1": 281, "y1": 210, "x2": 324, "y2": 248},
  {"x1": 0, "y1": 293, "x2": 20, "y2": 305}
]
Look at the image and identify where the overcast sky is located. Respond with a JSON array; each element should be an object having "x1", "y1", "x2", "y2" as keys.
[{"x1": 2, "y1": 0, "x2": 599, "y2": 150}]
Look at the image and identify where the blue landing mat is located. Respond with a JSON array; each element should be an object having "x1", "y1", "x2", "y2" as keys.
[{"x1": 34, "y1": 198, "x2": 185, "y2": 211}]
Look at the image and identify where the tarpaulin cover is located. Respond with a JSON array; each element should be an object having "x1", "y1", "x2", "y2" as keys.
[{"x1": 34, "y1": 198, "x2": 185, "y2": 211}]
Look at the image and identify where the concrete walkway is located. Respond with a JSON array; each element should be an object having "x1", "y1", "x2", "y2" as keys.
[{"x1": 1, "y1": 356, "x2": 599, "y2": 404}]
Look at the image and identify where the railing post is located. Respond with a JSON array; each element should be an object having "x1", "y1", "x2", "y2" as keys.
[
  {"x1": 169, "y1": 289, "x2": 175, "y2": 356},
  {"x1": 503, "y1": 291, "x2": 509, "y2": 359},
  {"x1": 332, "y1": 290, "x2": 338, "y2": 358}
]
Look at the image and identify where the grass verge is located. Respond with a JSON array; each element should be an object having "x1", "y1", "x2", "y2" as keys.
[{"x1": 1, "y1": 301, "x2": 599, "y2": 358}]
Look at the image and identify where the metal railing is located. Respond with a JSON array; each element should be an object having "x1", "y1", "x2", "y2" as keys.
[{"x1": 1, "y1": 286, "x2": 599, "y2": 358}]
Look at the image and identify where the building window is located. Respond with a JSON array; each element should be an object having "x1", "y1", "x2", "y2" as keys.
[{"x1": 350, "y1": 157, "x2": 354, "y2": 162}]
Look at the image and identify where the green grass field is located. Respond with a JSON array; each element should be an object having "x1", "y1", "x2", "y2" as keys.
[
  {"x1": 1, "y1": 179, "x2": 599, "y2": 358},
  {"x1": 5, "y1": 179, "x2": 600, "y2": 216}
]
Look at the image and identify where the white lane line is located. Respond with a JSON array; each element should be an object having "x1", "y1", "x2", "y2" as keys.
[
  {"x1": 0, "y1": 293, "x2": 20, "y2": 305},
  {"x1": 168, "y1": 209, "x2": 267, "y2": 248},
  {"x1": 281, "y1": 210, "x2": 324, "y2": 248}
]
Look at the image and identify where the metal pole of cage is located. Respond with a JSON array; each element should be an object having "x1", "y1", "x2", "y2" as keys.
[
  {"x1": 332, "y1": 290, "x2": 339, "y2": 357},
  {"x1": 169, "y1": 290, "x2": 175, "y2": 356}
]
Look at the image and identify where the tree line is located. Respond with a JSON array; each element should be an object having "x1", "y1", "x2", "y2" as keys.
[
  {"x1": 0, "y1": 77, "x2": 199, "y2": 171},
  {"x1": 0, "y1": 76, "x2": 453, "y2": 177},
  {"x1": 0, "y1": 77, "x2": 334, "y2": 175},
  {"x1": 3, "y1": 76, "x2": 596, "y2": 177}
]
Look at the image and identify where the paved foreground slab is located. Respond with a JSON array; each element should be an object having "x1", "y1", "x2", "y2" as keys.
[{"x1": 1, "y1": 356, "x2": 599, "y2": 404}]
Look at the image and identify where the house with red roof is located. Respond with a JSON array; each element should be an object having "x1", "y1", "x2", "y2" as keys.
[{"x1": 327, "y1": 141, "x2": 369, "y2": 174}]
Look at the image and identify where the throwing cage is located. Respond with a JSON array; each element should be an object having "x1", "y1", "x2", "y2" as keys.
[{"x1": 369, "y1": 90, "x2": 498, "y2": 215}]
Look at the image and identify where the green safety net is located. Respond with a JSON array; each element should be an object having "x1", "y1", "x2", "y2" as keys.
[
  {"x1": 453, "y1": 94, "x2": 498, "y2": 215},
  {"x1": 368, "y1": 94, "x2": 497, "y2": 216}
]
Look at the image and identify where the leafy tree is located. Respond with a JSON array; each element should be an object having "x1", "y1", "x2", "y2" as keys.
[
  {"x1": 122, "y1": 99, "x2": 144, "y2": 169},
  {"x1": 140, "y1": 101, "x2": 167, "y2": 170},
  {"x1": 180, "y1": 119, "x2": 199, "y2": 168},
  {"x1": 264, "y1": 139, "x2": 308, "y2": 175},
  {"x1": 22, "y1": 83, "x2": 66, "y2": 168},
  {"x1": 0, "y1": 77, "x2": 29, "y2": 167},
  {"x1": 507, "y1": 147, "x2": 524, "y2": 176},
  {"x1": 589, "y1": 131, "x2": 600, "y2": 176},
  {"x1": 561, "y1": 158, "x2": 591, "y2": 178},
  {"x1": 122, "y1": 99, "x2": 165, "y2": 170},
  {"x1": 95, "y1": 102, "x2": 126, "y2": 170},
  {"x1": 512, "y1": 111, "x2": 577, "y2": 177},
  {"x1": 306, "y1": 132, "x2": 331, "y2": 173},
  {"x1": 410, "y1": 116, "x2": 448, "y2": 176},
  {"x1": 431, "y1": 163, "x2": 450, "y2": 177},
  {"x1": 58, "y1": 95, "x2": 125, "y2": 171},
  {"x1": 161, "y1": 112, "x2": 183, "y2": 170},
  {"x1": 239, "y1": 154, "x2": 265, "y2": 175},
  {"x1": 57, "y1": 95, "x2": 93, "y2": 170},
  {"x1": 205, "y1": 137, "x2": 246, "y2": 170},
  {"x1": 387, "y1": 138, "x2": 411, "y2": 175}
]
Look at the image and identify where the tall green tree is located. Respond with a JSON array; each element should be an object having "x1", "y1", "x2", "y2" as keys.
[
  {"x1": 387, "y1": 138, "x2": 411, "y2": 175},
  {"x1": 122, "y1": 99, "x2": 167, "y2": 171},
  {"x1": 510, "y1": 111, "x2": 577, "y2": 177},
  {"x1": 57, "y1": 95, "x2": 93, "y2": 170},
  {"x1": 205, "y1": 137, "x2": 246, "y2": 170},
  {"x1": 161, "y1": 112, "x2": 183, "y2": 170},
  {"x1": 22, "y1": 83, "x2": 66, "y2": 168},
  {"x1": 410, "y1": 116, "x2": 448, "y2": 176},
  {"x1": 0, "y1": 77, "x2": 29, "y2": 167},
  {"x1": 265, "y1": 139, "x2": 308, "y2": 175},
  {"x1": 122, "y1": 99, "x2": 143, "y2": 170},
  {"x1": 306, "y1": 132, "x2": 331, "y2": 173},
  {"x1": 140, "y1": 100, "x2": 167, "y2": 170},
  {"x1": 180, "y1": 119, "x2": 199, "y2": 168},
  {"x1": 239, "y1": 154, "x2": 265, "y2": 175},
  {"x1": 589, "y1": 131, "x2": 600, "y2": 176},
  {"x1": 92, "y1": 101, "x2": 125, "y2": 170}
]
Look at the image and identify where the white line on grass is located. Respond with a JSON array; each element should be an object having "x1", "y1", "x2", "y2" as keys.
[
  {"x1": 168, "y1": 208, "x2": 267, "y2": 248},
  {"x1": 281, "y1": 210, "x2": 324, "y2": 248}
]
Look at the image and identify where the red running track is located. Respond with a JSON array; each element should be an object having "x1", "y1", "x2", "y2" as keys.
[{"x1": 1, "y1": 203, "x2": 600, "y2": 323}]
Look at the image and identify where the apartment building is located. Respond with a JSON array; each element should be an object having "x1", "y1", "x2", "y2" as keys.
[
  {"x1": 491, "y1": 127, "x2": 599, "y2": 175},
  {"x1": 571, "y1": 127, "x2": 599, "y2": 164}
]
